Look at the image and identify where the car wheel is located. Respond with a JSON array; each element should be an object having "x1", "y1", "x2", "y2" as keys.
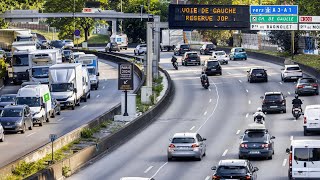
[
  {"x1": 167, "y1": 157, "x2": 173, "y2": 161},
  {"x1": 268, "y1": 155, "x2": 273, "y2": 160},
  {"x1": 304, "y1": 128, "x2": 309, "y2": 136},
  {"x1": 134, "y1": 51, "x2": 136, "y2": 55},
  {"x1": 0, "y1": 134, "x2": 4, "y2": 142},
  {"x1": 51, "y1": 110, "x2": 55, "y2": 118},
  {"x1": 46, "y1": 115, "x2": 50, "y2": 122},
  {"x1": 196, "y1": 155, "x2": 202, "y2": 161},
  {"x1": 28, "y1": 122, "x2": 33, "y2": 130},
  {"x1": 84, "y1": 96, "x2": 87, "y2": 102},
  {"x1": 57, "y1": 107, "x2": 61, "y2": 115},
  {"x1": 71, "y1": 102, "x2": 75, "y2": 110},
  {"x1": 238, "y1": 155, "x2": 243, "y2": 159},
  {"x1": 283, "y1": 109, "x2": 286, "y2": 113},
  {"x1": 244, "y1": 58, "x2": 247, "y2": 60},
  {"x1": 39, "y1": 117, "x2": 43, "y2": 126},
  {"x1": 21, "y1": 124, "x2": 26, "y2": 134},
  {"x1": 316, "y1": 91, "x2": 319, "y2": 95},
  {"x1": 203, "y1": 151, "x2": 206, "y2": 156}
]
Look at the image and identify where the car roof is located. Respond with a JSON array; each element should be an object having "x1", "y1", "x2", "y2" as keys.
[
  {"x1": 291, "y1": 140, "x2": 320, "y2": 147},
  {"x1": 246, "y1": 123, "x2": 267, "y2": 131},
  {"x1": 3, "y1": 105, "x2": 25, "y2": 109},
  {"x1": 250, "y1": 67, "x2": 265, "y2": 70},
  {"x1": 173, "y1": 132, "x2": 197, "y2": 138},
  {"x1": 305, "y1": 105, "x2": 320, "y2": 110},
  {"x1": 207, "y1": 59, "x2": 219, "y2": 62},
  {"x1": 1, "y1": 94, "x2": 16, "y2": 97},
  {"x1": 185, "y1": 51, "x2": 197, "y2": 54},
  {"x1": 285, "y1": 64, "x2": 299, "y2": 67},
  {"x1": 213, "y1": 51, "x2": 225, "y2": 53},
  {"x1": 219, "y1": 159, "x2": 247, "y2": 166},
  {"x1": 265, "y1": 92, "x2": 282, "y2": 95}
]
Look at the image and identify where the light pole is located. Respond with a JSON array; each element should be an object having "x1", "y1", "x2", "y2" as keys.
[
  {"x1": 73, "y1": 0, "x2": 75, "y2": 43},
  {"x1": 120, "y1": 0, "x2": 123, "y2": 34}
]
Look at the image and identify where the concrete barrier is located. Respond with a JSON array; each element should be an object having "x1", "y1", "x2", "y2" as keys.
[
  {"x1": 25, "y1": 65, "x2": 174, "y2": 180},
  {"x1": 0, "y1": 52, "x2": 145, "y2": 178}
]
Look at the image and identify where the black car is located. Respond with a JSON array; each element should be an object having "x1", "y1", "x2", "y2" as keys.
[
  {"x1": 62, "y1": 50, "x2": 73, "y2": 62},
  {"x1": 49, "y1": 40, "x2": 64, "y2": 50},
  {"x1": 295, "y1": 77, "x2": 319, "y2": 95},
  {"x1": 261, "y1": 92, "x2": 286, "y2": 113},
  {"x1": 247, "y1": 68, "x2": 268, "y2": 83},
  {"x1": 239, "y1": 124, "x2": 275, "y2": 159},
  {"x1": 212, "y1": 159, "x2": 259, "y2": 180},
  {"x1": 50, "y1": 98, "x2": 61, "y2": 118},
  {"x1": 200, "y1": 43, "x2": 216, "y2": 55},
  {"x1": 174, "y1": 44, "x2": 190, "y2": 56},
  {"x1": 202, "y1": 60, "x2": 222, "y2": 75},
  {"x1": 181, "y1": 52, "x2": 201, "y2": 66},
  {"x1": 0, "y1": 105, "x2": 33, "y2": 134},
  {"x1": 0, "y1": 94, "x2": 16, "y2": 109},
  {"x1": 105, "y1": 42, "x2": 120, "y2": 52}
]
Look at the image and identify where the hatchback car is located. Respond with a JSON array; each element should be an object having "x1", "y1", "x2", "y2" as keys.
[
  {"x1": 203, "y1": 60, "x2": 222, "y2": 76},
  {"x1": 167, "y1": 132, "x2": 206, "y2": 161},
  {"x1": 239, "y1": 123, "x2": 275, "y2": 159},
  {"x1": 0, "y1": 105, "x2": 32, "y2": 134},
  {"x1": 21, "y1": 81, "x2": 41, "y2": 88},
  {"x1": 105, "y1": 42, "x2": 120, "y2": 52},
  {"x1": 63, "y1": 39, "x2": 74, "y2": 48},
  {"x1": 49, "y1": 40, "x2": 64, "y2": 50},
  {"x1": 0, "y1": 124, "x2": 4, "y2": 142},
  {"x1": 295, "y1": 77, "x2": 319, "y2": 95},
  {"x1": 229, "y1": 47, "x2": 247, "y2": 60},
  {"x1": 281, "y1": 64, "x2": 303, "y2": 82},
  {"x1": 261, "y1": 92, "x2": 286, "y2": 113},
  {"x1": 134, "y1": 44, "x2": 147, "y2": 55},
  {"x1": 0, "y1": 94, "x2": 16, "y2": 109},
  {"x1": 174, "y1": 44, "x2": 190, "y2": 56},
  {"x1": 211, "y1": 51, "x2": 229, "y2": 64},
  {"x1": 247, "y1": 68, "x2": 268, "y2": 83},
  {"x1": 50, "y1": 98, "x2": 61, "y2": 118},
  {"x1": 181, "y1": 52, "x2": 201, "y2": 66},
  {"x1": 62, "y1": 50, "x2": 73, "y2": 62},
  {"x1": 200, "y1": 43, "x2": 216, "y2": 55},
  {"x1": 211, "y1": 159, "x2": 259, "y2": 180}
]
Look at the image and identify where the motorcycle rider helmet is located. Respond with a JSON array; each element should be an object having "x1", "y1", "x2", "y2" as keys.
[{"x1": 257, "y1": 107, "x2": 262, "y2": 112}]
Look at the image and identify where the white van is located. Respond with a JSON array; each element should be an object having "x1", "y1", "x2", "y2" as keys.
[
  {"x1": 16, "y1": 85, "x2": 53, "y2": 126},
  {"x1": 303, "y1": 105, "x2": 320, "y2": 136},
  {"x1": 81, "y1": 67, "x2": 91, "y2": 102},
  {"x1": 286, "y1": 140, "x2": 320, "y2": 179}
]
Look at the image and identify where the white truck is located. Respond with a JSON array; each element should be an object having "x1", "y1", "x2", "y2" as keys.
[
  {"x1": 110, "y1": 34, "x2": 128, "y2": 50},
  {"x1": 0, "y1": 29, "x2": 34, "y2": 51},
  {"x1": 16, "y1": 84, "x2": 53, "y2": 126},
  {"x1": 81, "y1": 67, "x2": 91, "y2": 102},
  {"x1": 28, "y1": 49, "x2": 62, "y2": 84},
  {"x1": 49, "y1": 63, "x2": 83, "y2": 110},
  {"x1": 76, "y1": 54, "x2": 99, "y2": 90},
  {"x1": 160, "y1": 29, "x2": 184, "y2": 51}
]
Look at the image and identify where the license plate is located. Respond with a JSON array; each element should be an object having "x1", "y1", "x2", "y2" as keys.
[
  {"x1": 211, "y1": 69, "x2": 216, "y2": 71},
  {"x1": 184, "y1": 49, "x2": 189, "y2": 50},
  {"x1": 305, "y1": 86, "x2": 312, "y2": 88},
  {"x1": 270, "y1": 106, "x2": 278, "y2": 108},
  {"x1": 4, "y1": 126, "x2": 12, "y2": 128},
  {"x1": 178, "y1": 147, "x2": 189, "y2": 149},
  {"x1": 256, "y1": 74, "x2": 262, "y2": 76},
  {"x1": 249, "y1": 150, "x2": 260, "y2": 154},
  {"x1": 191, "y1": 60, "x2": 195, "y2": 61}
]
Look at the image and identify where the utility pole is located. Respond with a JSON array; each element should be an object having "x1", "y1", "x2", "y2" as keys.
[
  {"x1": 73, "y1": 0, "x2": 75, "y2": 43},
  {"x1": 120, "y1": 0, "x2": 123, "y2": 34}
]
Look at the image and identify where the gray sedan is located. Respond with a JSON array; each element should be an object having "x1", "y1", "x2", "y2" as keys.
[{"x1": 295, "y1": 77, "x2": 319, "y2": 95}]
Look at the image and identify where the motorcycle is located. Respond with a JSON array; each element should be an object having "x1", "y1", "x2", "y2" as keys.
[
  {"x1": 201, "y1": 78, "x2": 210, "y2": 89},
  {"x1": 171, "y1": 56, "x2": 178, "y2": 70},
  {"x1": 254, "y1": 114, "x2": 265, "y2": 124},
  {"x1": 292, "y1": 107, "x2": 302, "y2": 120}
]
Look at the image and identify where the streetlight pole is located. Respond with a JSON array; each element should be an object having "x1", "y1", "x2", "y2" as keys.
[
  {"x1": 120, "y1": 0, "x2": 122, "y2": 34},
  {"x1": 73, "y1": 0, "x2": 75, "y2": 43}
]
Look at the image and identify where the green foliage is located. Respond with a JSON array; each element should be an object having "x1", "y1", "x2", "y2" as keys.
[
  {"x1": 269, "y1": 31, "x2": 299, "y2": 54},
  {"x1": 62, "y1": 166, "x2": 71, "y2": 177},
  {"x1": 81, "y1": 128, "x2": 94, "y2": 138},
  {"x1": 101, "y1": 120, "x2": 112, "y2": 128},
  {"x1": 0, "y1": 59, "x2": 7, "y2": 79},
  {"x1": 12, "y1": 161, "x2": 44, "y2": 178}
]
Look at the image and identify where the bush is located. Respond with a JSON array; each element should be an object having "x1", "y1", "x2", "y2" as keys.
[
  {"x1": 0, "y1": 59, "x2": 7, "y2": 79},
  {"x1": 81, "y1": 128, "x2": 93, "y2": 139}
]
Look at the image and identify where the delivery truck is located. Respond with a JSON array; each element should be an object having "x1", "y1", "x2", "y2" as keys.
[{"x1": 160, "y1": 29, "x2": 184, "y2": 51}]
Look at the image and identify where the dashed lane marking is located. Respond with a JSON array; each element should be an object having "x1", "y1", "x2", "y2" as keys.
[
  {"x1": 222, "y1": 149, "x2": 228, "y2": 156},
  {"x1": 144, "y1": 166, "x2": 153, "y2": 173}
]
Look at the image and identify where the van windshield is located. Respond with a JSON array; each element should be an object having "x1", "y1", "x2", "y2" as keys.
[
  {"x1": 16, "y1": 97, "x2": 41, "y2": 107},
  {"x1": 51, "y1": 83, "x2": 73, "y2": 92},
  {"x1": 32, "y1": 67, "x2": 49, "y2": 78},
  {"x1": 294, "y1": 148, "x2": 320, "y2": 161},
  {"x1": 87, "y1": 68, "x2": 96, "y2": 75},
  {"x1": 12, "y1": 54, "x2": 29, "y2": 66}
]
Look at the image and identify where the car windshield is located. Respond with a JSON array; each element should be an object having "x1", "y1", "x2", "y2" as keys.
[
  {"x1": 265, "y1": 94, "x2": 282, "y2": 101},
  {"x1": 51, "y1": 83, "x2": 73, "y2": 92},
  {"x1": 32, "y1": 67, "x2": 49, "y2": 78},
  {"x1": 140, "y1": 44, "x2": 147, "y2": 48},
  {"x1": 187, "y1": 53, "x2": 198, "y2": 58},
  {"x1": 300, "y1": 78, "x2": 316, "y2": 83},
  {"x1": 252, "y1": 69, "x2": 265, "y2": 74},
  {"x1": 181, "y1": 45, "x2": 190, "y2": 49},
  {"x1": 0, "y1": 96, "x2": 15, "y2": 102},
  {"x1": 63, "y1": 51, "x2": 71, "y2": 55},
  {"x1": 17, "y1": 36, "x2": 33, "y2": 41},
  {"x1": 243, "y1": 131, "x2": 267, "y2": 142},
  {"x1": 87, "y1": 68, "x2": 96, "y2": 75},
  {"x1": 172, "y1": 137, "x2": 195, "y2": 143},
  {"x1": 235, "y1": 48, "x2": 245, "y2": 52},
  {"x1": 215, "y1": 52, "x2": 225, "y2": 55},
  {"x1": 208, "y1": 61, "x2": 219, "y2": 66},
  {"x1": 65, "y1": 40, "x2": 72, "y2": 43},
  {"x1": 216, "y1": 166, "x2": 247, "y2": 175},
  {"x1": 207, "y1": 44, "x2": 215, "y2": 48},
  {"x1": 51, "y1": 41, "x2": 64, "y2": 48},
  {"x1": 12, "y1": 54, "x2": 29, "y2": 66},
  {"x1": 287, "y1": 67, "x2": 300, "y2": 71},
  {"x1": 1, "y1": 108, "x2": 22, "y2": 117},
  {"x1": 16, "y1": 97, "x2": 41, "y2": 107}
]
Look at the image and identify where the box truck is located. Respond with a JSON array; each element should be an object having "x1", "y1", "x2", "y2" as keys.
[
  {"x1": 160, "y1": 29, "x2": 184, "y2": 51},
  {"x1": 76, "y1": 54, "x2": 99, "y2": 90},
  {"x1": 0, "y1": 29, "x2": 34, "y2": 51},
  {"x1": 110, "y1": 34, "x2": 128, "y2": 50}
]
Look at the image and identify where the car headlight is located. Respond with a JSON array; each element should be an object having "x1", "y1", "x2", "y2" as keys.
[
  {"x1": 13, "y1": 74, "x2": 17, "y2": 77},
  {"x1": 15, "y1": 121, "x2": 22, "y2": 125},
  {"x1": 91, "y1": 80, "x2": 96, "y2": 83}
]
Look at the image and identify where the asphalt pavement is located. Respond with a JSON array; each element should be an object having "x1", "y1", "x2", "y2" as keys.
[
  {"x1": 0, "y1": 59, "x2": 140, "y2": 167},
  {"x1": 68, "y1": 50, "x2": 320, "y2": 180}
]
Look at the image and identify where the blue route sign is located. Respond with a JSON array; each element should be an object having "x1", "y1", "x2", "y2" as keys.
[
  {"x1": 250, "y1": 5, "x2": 298, "y2": 15},
  {"x1": 74, "y1": 29, "x2": 80, "y2": 36}
]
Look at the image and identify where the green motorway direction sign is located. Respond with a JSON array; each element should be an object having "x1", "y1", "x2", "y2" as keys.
[{"x1": 250, "y1": 15, "x2": 298, "y2": 23}]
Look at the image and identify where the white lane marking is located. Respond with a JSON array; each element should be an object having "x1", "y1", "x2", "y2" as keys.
[
  {"x1": 96, "y1": 95, "x2": 100, "y2": 98},
  {"x1": 150, "y1": 162, "x2": 168, "y2": 178},
  {"x1": 144, "y1": 166, "x2": 153, "y2": 173},
  {"x1": 205, "y1": 176, "x2": 211, "y2": 180},
  {"x1": 204, "y1": 111, "x2": 207, "y2": 116},
  {"x1": 81, "y1": 105, "x2": 87, "y2": 109},
  {"x1": 209, "y1": 88, "x2": 211, "y2": 91},
  {"x1": 246, "y1": 89, "x2": 249, "y2": 93},
  {"x1": 57, "y1": 117, "x2": 64, "y2": 122},
  {"x1": 209, "y1": 99, "x2": 212, "y2": 103},
  {"x1": 222, "y1": 149, "x2": 228, "y2": 156},
  {"x1": 288, "y1": 92, "x2": 291, "y2": 95},
  {"x1": 279, "y1": 82, "x2": 283, "y2": 85},
  {"x1": 102, "y1": 86, "x2": 105, "y2": 89},
  {"x1": 290, "y1": 136, "x2": 293, "y2": 141},
  {"x1": 236, "y1": 130, "x2": 241, "y2": 135},
  {"x1": 190, "y1": 126, "x2": 195, "y2": 131},
  {"x1": 27, "y1": 132, "x2": 37, "y2": 137},
  {"x1": 196, "y1": 80, "x2": 219, "y2": 132},
  {"x1": 238, "y1": 79, "x2": 242, "y2": 83},
  {"x1": 227, "y1": 72, "x2": 232, "y2": 75},
  {"x1": 248, "y1": 100, "x2": 251, "y2": 104},
  {"x1": 246, "y1": 113, "x2": 249, "y2": 118},
  {"x1": 282, "y1": 159, "x2": 287, "y2": 166}
]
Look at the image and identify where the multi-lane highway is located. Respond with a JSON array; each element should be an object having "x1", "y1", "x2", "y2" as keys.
[
  {"x1": 69, "y1": 50, "x2": 320, "y2": 180},
  {"x1": 0, "y1": 59, "x2": 139, "y2": 167}
]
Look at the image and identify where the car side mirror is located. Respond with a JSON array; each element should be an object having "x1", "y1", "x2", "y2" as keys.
[
  {"x1": 253, "y1": 167, "x2": 259, "y2": 172},
  {"x1": 286, "y1": 148, "x2": 290, "y2": 154},
  {"x1": 260, "y1": 96, "x2": 264, "y2": 99},
  {"x1": 271, "y1": 136, "x2": 275, "y2": 139},
  {"x1": 247, "y1": 70, "x2": 250, "y2": 73},
  {"x1": 202, "y1": 138, "x2": 207, "y2": 141},
  {"x1": 74, "y1": 88, "x2": 77, "y2": 93},
  {"x1": 239, "y1": 135, "x2": 244, "y2": 139},
  {"x1": 169, "y1": 138, "x2": 172, "y2": 141},
  {"x1": 211, "y1": 166, "x2": 217, "y2": 170}
]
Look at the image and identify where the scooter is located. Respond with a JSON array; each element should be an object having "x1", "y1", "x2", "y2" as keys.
[
  {"x1": 292, "y1": 107, "x2": 302, "y2": 120},
  {"x1": 172, "y1": 61, "x2": 178, "y2": 70},
  {"x1": 201, "y1": 78, "x2": 210, "y2": 89},
  {"x1": 254, "y1": 114, "x2": 265, "y2": 124}
]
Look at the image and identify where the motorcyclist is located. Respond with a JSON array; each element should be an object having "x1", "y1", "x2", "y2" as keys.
[
  {"x1": 171, "y1": 56, "x2": 177, "y2": 64},
  {"x1": 253, "y1": 107, "x2": 266, "y2": 123},
  {"x1": 292, "y1": 94, "x2": 303, "y2": 114},
  {"x1": 200, "y1": 72, "x2": 209, "y2": 86}
]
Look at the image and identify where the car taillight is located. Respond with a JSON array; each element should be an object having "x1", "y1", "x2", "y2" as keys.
[
  {"x1": 169, "y1": 144, "x2": 175, "y2": 148},
  {"x1": 282, "y1": 100, "x2": 285, "y2": 105},
  {"x1": 262, "y1": 144, "x2": 269, "y2": 148},
  {"x1": 205, "y1": 48, "x2": 208, "y2": 50},
  {"x1": 191, "y1": 144, "x2": 199, "y2": 148},
  {"x1": 212, "y1": 175, "x2": 220, "y2": 180},
  {"x1": 298, "y1": 85, "x2": 304, "y2": 88},
  {"x1": 289, "y1": 153, "x2": 292, "y2": 166},
  {"x1": 304, "y1": 117, "x2": 307, "y2": 124},
  {"x1": 240, "y1": 144, "x2": 248, "y2": 148},
  {"x1": 313, "y1": 83, "x2": 318, "y2": 87},
  {"x1": 245, "y1": 175, "x2": 251, "y2": 180}
]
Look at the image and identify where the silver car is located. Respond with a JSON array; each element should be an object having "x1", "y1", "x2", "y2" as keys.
[{"x1": 167, "y1": 132, "x2": 206, "y2": 161}]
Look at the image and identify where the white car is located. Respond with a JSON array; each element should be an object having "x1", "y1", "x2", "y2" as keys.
[
  {"x1": 63, "y1": 39, "x2": 74, "y2": 48},
  {"x1": 211, "y1": 51, "x2": 229, "y2": 64},
  {"x1": 0, "y1": 124, "x2": 4, "y2": 142},
  {"x1": 303, "y1": 105, "x2": 320, "y2": 136},
  {"x1": 134, "y1": 44, "x2": 147, "y2": 55},
  {"x1": 281, "y1": 64, "x2": 303, "y2": 82}
]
